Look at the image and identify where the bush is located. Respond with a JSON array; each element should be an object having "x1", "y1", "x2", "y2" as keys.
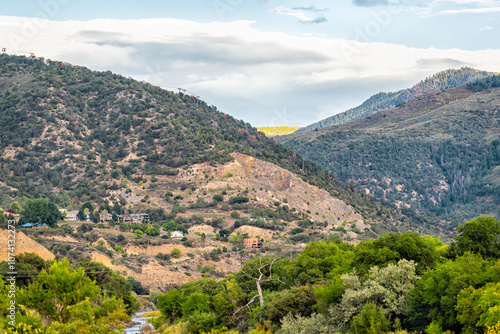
[
  {"x1": 228, "y1": 196, "x2": 249, "y2": 204},
  {"x1": 145, "y1": 227, "x2": 160, "y2": 236},
  {"x1": 77, "y1": 223, "x2": 93, "y2": 233},
  {"x1": 171, "y1": 248, "x2": 182, "y2": 258},
  {"x1": 213, "y1": 194, "x2": 224, "y2": 202},
  {"x1": 156, "y1": 253, "x2": 171, "y2": 261},
  {"x1": 290, "y1": 227, "x2": 304, "y2": 235},
  {"x1": 134, "y1": 230, "x2": 143, "y2": 238}
]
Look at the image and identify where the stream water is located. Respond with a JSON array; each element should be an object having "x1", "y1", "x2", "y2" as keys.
[{"x1": 124, "y1": 311, "x2": 154, "y2": 334}]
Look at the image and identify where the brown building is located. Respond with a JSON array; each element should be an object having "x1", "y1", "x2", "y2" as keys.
[{"x1": 244, "y1": 238, "x2": 262, "y2": 248}]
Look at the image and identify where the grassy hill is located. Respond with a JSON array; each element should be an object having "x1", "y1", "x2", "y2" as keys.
[
  {"x1": 296, "y1": 67, "x2": 493, "y2": 133},
  {"x1": 280, "y1": 76, "x2": 500, "y2": 222},
  {"x1": 256, "y1": 126, "x2": 301, "y2": 136}
]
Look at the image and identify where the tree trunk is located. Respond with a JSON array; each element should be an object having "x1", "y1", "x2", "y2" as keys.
[{"x1": 256, "y1": 280, "x2": 264, "y2": 306}]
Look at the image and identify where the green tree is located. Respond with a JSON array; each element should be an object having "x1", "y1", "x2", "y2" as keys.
[
  {"x1": 21, "y1": 198, "x2": 62, "y2": 227},
  {"x1": 158, "y1": 289, "x2": 186, "y2": 321},
  {"x1": 76, "y1": 208, "x2": 86, "y2": 221},
  {"x1": 134, "y1": 229, "x2": 143, "y2": 238},
  {"x1": 407, "y1": 252, "x2": 492, "y2": 332},
  {"x1": 282, "y1": 238, "x2": 354, "y2": 285},
  {"x1": 456, "y1": 282, "x2": 500, "y2": 334},
  {"x1": 0, "y1": 252, "x2": 47, "y2": 287},
  {"x1": 187, "y1": 311, "x2": 218, "y2": 334},
  {"x1": 145, "y1": 226, "x2": 160, "y2": 236},
  {"x1": 449, "y1": 216, "x2": 500, "y2": 259},
  {"x1": 276, "y1": 313, "x2": 338, "y2": 334},
  {"x1": 182, "y1": 292, "x2": 212, "y2": 316},
  {"x1": 9, "y1": 201, "x2": 21, "y2": 214},
  {"x1": 171, "y1": 248, "x2": 182, "y2": 258},
  {"x1": 350, "y1": 303, "x2": 390, "y2": 334},
  {"x1": 340, "y1": 259, "x2": 419, "y2": 323},
  {"x1": 18, "y1": 258, "x2": 101, "y2": 323},
  {"x1": 352, "y1": 232, "x2": 441, "y2": 275}
]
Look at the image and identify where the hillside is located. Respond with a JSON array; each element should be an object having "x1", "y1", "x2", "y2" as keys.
[
  {"x1": 296, "y1": 67, "x2": 493, "y2": 133},
  {"x1": 0, "y1": 54, "x2": 450, "y2": 290},
  {"x1": 256, "y1": 126, "x2": 301, "y2": 136},
  {"x1": 0, "y1": 54, "x2": 426, "y2": 228},
  {"x1": 279, "y1": 77, "x2": 500, "y2": 222}
]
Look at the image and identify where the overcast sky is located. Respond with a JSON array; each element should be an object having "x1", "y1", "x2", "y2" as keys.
[{"x1": 0, "y1": 0, "x2": 499, "y2": 126}]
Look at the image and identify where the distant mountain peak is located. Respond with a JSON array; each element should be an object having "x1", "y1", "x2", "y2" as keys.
[{"x1": 296, "y1": 67, "x2": 494, "y2": 133}]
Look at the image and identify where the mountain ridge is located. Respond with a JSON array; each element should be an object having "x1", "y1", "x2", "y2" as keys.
[
  {"x1": 0, "y1": 54, "x2": 443, "y2": 243},
  {"x1": 296, "y1": 67, "x2": 493, "y2": 133},
  {"x1": 280, "y1": 77, "x2": 500, "y2": 222}
]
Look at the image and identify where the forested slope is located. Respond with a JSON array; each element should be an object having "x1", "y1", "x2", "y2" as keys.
[{"x1": 281, "y1": 77, "x2": 500, "y2": 222}]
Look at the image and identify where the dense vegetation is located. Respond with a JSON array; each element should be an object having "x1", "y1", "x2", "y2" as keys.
[
  {"x1": 0, "y1": 254, "x2": 140, "y2": 333},
  {"x1": 281, "y1": 80, "x2": 500, "y2": 223},
  {"x1": 297, "y1": 67, "x2": 493, "y2": 133},
  {"x1": 0, "y1": 54, "x2": 428, "y2": 229},
  {"x1": 148, "y1": 216, "x2": 500, "y2": 334}
]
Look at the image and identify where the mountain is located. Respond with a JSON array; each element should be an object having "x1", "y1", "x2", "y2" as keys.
[
  {"x1": 296, "y1": 67, "x2": 493, "y2": 133},
  {"x1": 0, "y1": 54, "x2": 445, "y2": 243},
  {"x1": 279, "y1": 76, "x2": 500, "y2": 223},
  {"x1": 0, "y1": 54, "x2": 456, "y2": 292}
]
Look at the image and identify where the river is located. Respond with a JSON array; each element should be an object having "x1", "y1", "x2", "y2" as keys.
[{"x1": 124, "y1": 311, "x2": 154, "y2": 334}]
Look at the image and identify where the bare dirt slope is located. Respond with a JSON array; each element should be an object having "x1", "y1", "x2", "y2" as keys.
[
  {"x1": 0, "y1": 229, "x2": 55, "y2": 261},
  {"x1": 205, "y1": 153, "x2": 365, "y2": 227}
]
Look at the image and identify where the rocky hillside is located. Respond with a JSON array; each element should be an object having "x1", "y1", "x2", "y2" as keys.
[
  {"x1": 280, "y1": 77, "x2": 500, "y2": 223},
  {"x1": 0, "y1": 54, "x2": 432, "y2": 230},
  {"x1": 0, "y1": 55, "x2": 455, "y2": 290},
  {"x1": 297, "y1": 67, "x2": 493, "y2": 133}
]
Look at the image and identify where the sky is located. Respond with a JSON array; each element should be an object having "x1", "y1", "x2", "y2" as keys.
[{"x1": 0, "y1": 0, "x2": 499, "y2": 127}]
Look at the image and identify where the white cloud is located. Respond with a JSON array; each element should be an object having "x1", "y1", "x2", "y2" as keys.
[
  {"x1": 431, "y1": 6, "x2": 500, "y2": 15},
  {"x1": 418, "y1": 0, "x2": 500, "y2": 16},
  {"x1": 272, "y1": 6, "x2": 328, "y2": 24},
  {"x1": 0, "y1": 16, "x2": 499, "y2": 126}
]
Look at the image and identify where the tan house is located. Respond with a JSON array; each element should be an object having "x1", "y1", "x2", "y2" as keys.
[
  {"x1": 100, "y1": 213, "x2": 113, "y2": 222},
  {"x1": 244, "y1": 238, "x2": 262, "y2": 249},
  {"x1": 65, "y1": 210, "x2": 79, "y2": 221}
]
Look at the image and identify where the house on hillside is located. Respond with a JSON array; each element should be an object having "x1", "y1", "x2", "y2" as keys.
[
  {"x1": 171, "y1": 231, "x2": 184, "y2": 239},
  {"x1": 99, "y1": 213, "x2": 113, "y2": 222},
  {"x1": 130, "y1": 213, "x2": 150, "y2": 223},
  {"x1": 65, "y1": 210, "x2": 79, "y2": 221},
  {"x1": 118, "y1": 214, "x2": 133, "y2": 223},
  {"x1": 244, "y1": 238, "x2": 262, "y2": 249}
]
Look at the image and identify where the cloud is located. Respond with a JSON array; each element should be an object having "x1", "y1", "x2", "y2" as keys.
[
  {"x1": 272, "y1": 6, "x2": 328, "y2": 24},
  {"x1": 431, "y1": 6, "x2": 500, "y2": 15},
  {"x1": 416, "y1": 58, "x2": 468, "y2": 69},
  {"x1": 291, "y1": 6, "x2": 329, "y2": 12},
  {"x1": 353, "y1": 0, "x2": 390, "y2": 7},
  {"x1": 413, "y1": 0, "x2": 500, "y2": 16},
  {"x1": 0, "y1": 16, "x2": 499, "y2": 126}
]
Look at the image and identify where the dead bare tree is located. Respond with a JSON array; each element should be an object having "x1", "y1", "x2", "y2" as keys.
[{"x1": 232, "y1": 257, "x2": 285, "y2": 319}]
